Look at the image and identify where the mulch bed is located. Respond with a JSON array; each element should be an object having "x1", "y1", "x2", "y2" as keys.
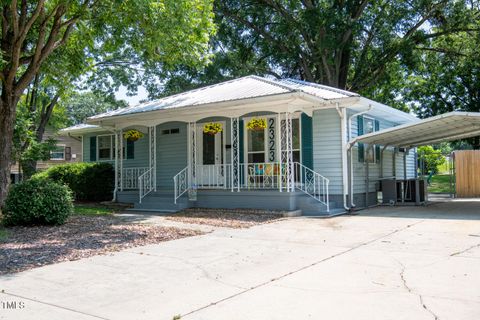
[
  {"x1": 166, "y1": 208, "x2": 285, "y2": 229},
  {"x1": 0, "y1": 215, "x2": 204, "y2": 275}
]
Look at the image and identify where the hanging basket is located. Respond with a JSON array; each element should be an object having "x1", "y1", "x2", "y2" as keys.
[
  {"x1": 123, "y1": 129, "x2": 144, "y2": 142},
  {"x1": 246, "y1": 118, "x2": 267, "y2": 131},
  {"x1": 203, "y1": 122, "x2": 223, "y2": 135}
]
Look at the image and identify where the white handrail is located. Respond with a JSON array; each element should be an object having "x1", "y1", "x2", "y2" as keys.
[
  {"x1": 170, "y1": 162, "x2": 330, "y2": 212},
  {"x1": 173, "y1": 166, "x2": 189, "y2": 204},
  {"x1": 138, "y1": 167, "x2": 155, "y2": 203},
  {"x1": 293, "y1": 162, "x2": 330, "y2": 212}
]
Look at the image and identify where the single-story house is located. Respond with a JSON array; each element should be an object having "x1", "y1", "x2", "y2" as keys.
[
  {"x1": 61, "y1": 75, "x2": 420, "y2": 215},
  {"x1": 11, "y1": 126, "x2": 83, "y2": 183}
]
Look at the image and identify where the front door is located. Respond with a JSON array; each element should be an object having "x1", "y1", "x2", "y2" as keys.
[{"x1": 197, "y1": 123, "x2": 225, "y2": 187}]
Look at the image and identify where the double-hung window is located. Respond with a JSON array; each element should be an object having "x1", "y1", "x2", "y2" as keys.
[
  {"x1": 50, "y1": 145, "x2": 65, "y2": 160},
  {"x1": 358, "y1": 116, "x2": 380, "y2": 163},
  {"x1": 98, "y1": 135, "x2": 114, "y2": 160}
]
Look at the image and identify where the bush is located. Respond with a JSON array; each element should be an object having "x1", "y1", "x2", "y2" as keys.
[
  {"x1": 3, "y1": 180, "x2": 73, "y2": 226},
  {"x1": 33, "y1": 162, "x2": 114, "y2": 201}
]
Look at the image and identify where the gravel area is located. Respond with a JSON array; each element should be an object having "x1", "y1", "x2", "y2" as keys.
[
  {"x1": 0, "y1": 215, "x2": 204, "y2": 275},
  {"x1": 166, "y1": 208, "x2": 285, "y2": 228}
]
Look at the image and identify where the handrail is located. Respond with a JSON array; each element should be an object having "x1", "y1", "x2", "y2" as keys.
[
  {"x1": 138, "y1": 167, "x2": 155, "y2": 203},
  {"x1": 293, "y1": 162, "x2": 330, "y2": 212},
  {"x1": 173, "y1": 166, "x2": 189, "y2": 204},
  {"x1": 170, "y1": 162, "x2": 330, "y2": 212}
]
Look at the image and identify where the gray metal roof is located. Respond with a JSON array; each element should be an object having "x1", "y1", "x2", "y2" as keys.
[
  {"x1": 59, "y1": 123, "x2": 102, "y2": 135},
  {"x1": 350, "y1": 112, "x2": 480, "y2": 148},
  {"x1": 89, "y1": 75, "x2": 359, "y2": 120}
]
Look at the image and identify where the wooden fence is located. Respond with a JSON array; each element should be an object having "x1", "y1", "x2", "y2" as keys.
[{"x1": 454, "y1": 150, "x2": 480, "y2": 198}]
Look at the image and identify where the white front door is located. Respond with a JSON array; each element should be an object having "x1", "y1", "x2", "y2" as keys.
[{"x1": 197, "y1": 123, "x2": 225, "y2": 187}]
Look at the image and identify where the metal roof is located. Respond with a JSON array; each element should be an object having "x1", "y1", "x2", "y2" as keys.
[
  {"x1": 59, "y1": 123, "x2": 102, "y2": 135},
  {"x1": 89, "y1": 75, "x2": 359, "y2": 121},
  {"x1": 350, "y1": 112, "x2": 480, "y2": 148}
]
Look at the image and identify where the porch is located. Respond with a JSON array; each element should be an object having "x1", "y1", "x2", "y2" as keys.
[{"x1": 111, "y1": 103, "x2": 331, "y2": 214}]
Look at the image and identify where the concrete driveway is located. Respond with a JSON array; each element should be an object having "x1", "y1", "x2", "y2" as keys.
[{"x1": 1, "y1": 199, "x2": 480, "y2": 320}]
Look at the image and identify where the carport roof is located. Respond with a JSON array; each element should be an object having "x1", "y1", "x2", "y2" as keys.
[{"x1": 350, "y1": 112, "x2": 480, "y2": 148}]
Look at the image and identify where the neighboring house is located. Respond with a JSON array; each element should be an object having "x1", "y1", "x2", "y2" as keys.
[
  {"x1": 61, "y1": 76, "x2": 418, "y2": 215},
  {"x1": 11, "y1": 126, "x2": 83, "y2": 183}
]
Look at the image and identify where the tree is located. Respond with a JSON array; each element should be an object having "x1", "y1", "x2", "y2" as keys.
[
  {"x1": 63, "y1": 92, "x2": 127, "y2": 125},
  {"x1": 418, "y1": 145, "x2": 446, "y2": 174},
  {"x1": 153, "y1": 1, "x2": 478, "y2": 104},
  {"x1": 0, "y1": 0, "x2": 215, "y2": 206},
  {"x1": 403, "y1": 26, "x2": 480, "y2": 148}
]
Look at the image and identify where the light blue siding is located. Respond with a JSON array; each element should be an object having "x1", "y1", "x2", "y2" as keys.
[
  {"x1": 156, "y1": 122, "x2": 188, "y2": 188},
  {"x1": 82, "y1": 130, "x2": 149, "y2": 169},
  {"x1": 349, "y1": 110, "x2": 416, "y2": 194},
  {"x1": 312, "y1": 109, "x2": 343, "y2": 195}
]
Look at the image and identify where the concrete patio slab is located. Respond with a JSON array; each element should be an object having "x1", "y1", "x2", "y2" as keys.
[{"x1": 1, "y1": 199, "x2": 479, "y2": 320}]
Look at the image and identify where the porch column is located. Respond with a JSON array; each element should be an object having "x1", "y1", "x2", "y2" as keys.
[
  {"x1": 115, "y1": 130, "x2": 123, "y2": 194},
  {"x1": 231, "y1": 117, "x2": 240, "y2": 192},
  {"x1": 277, "y1": 113, "x2": 282, "y2": 192},
  {"x1": 187, "y1": 122, "x2": 197, "y2": 190},
  {"x1": 149, "y1": 126, "x2": 156, "y2": 191},
  {"x1": 281, "y1": 112, "x2": 295, "y2": 192}
]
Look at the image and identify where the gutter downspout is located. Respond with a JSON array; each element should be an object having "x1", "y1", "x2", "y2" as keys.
[
  {"x1": 347, "y1": 105, "x2": 373, "y2": 208},
  {"x1": 335, "y1": 104, "x2": 349, "y2": 211}
]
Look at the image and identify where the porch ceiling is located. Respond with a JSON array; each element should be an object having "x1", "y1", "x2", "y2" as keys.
[{"x1": 349, "y1": 112, "x2": 480, "y2": 148}]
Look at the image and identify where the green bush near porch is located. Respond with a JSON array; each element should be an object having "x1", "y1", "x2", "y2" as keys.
[
  {"x1": 33, "y1": 162, "x2": 114, "y2": 201},
  {"x1": 3, "y1": 179, "x2": 73, "y2": 226}
]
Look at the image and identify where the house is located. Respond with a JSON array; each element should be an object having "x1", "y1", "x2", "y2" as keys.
[
  {"x1": 60, "y1": 76, "x2": 418, "y2": 215},
  {"x1": 11, "y1": 126, "x2": 83, "y2": 183}
]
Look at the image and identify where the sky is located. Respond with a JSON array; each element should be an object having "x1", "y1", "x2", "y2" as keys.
[{"x1": 115, "y1": 85, "x2": 149, "y2": 106}]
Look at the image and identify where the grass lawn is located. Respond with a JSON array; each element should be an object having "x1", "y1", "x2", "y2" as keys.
[
  {"x1": 0, "y1": 228, "x2": 7, "y2": 241},
  {"x1": 73, "y1": 203, "x2": 116, "y2": 216},
  {"x1": 429, "y1": 174, "x2": 454, "y2": 193}
]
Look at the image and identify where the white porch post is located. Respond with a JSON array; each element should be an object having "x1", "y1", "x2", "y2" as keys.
[
  {"x1": 149, "y1": 126, "x2": 156, "y2": 191},
  {"x1": 230, "y1": 117, "x2": 240, "y2": 192},
  {"x1": 277, "y1": 113, "x2": 282, "y2": 192},
  {"x1": 118, "y1": 130, "x2": 124, "y2": 191},
  {"x1": 114, "y1": 130, "x2": 123, "y2": 200},
  {"x1": 187, "y1": 122, "x2": 197, "y2": 189},
  {"x1": 281, "y1": 112, "x2": 294, "y2": 192}
]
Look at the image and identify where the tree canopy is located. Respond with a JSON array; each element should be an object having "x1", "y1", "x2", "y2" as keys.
[{"x1": 0, "y1": 0, "x2": 215, "y2": 206}]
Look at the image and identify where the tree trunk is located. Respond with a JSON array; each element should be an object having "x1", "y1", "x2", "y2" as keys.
[{"x1": 0, "y1": 89, "x2": 19, "y2": 207}]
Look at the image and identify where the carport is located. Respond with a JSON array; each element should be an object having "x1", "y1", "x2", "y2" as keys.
[{"x1": 347, "y1": 111, "x2": 480, "y2": 207}]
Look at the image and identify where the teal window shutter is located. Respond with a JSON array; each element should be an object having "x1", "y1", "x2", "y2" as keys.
[
  {"x1": 357, "y1": 116, "x2": 364, "y2": 162},
  {"x1": 126, "y1": 140, "x2": 135, "y2": 159},
  {"x1": 301, "y1": 113, "x2": 313, "y2": 169},
  {"x1": 375, "y1": 120, "x2": 380, "y2": 163},
  {"x1": 90, "y1": 136, "x2": 97, "y2": 161}
]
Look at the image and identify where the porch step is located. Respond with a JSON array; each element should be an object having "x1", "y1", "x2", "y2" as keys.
[
  {"x1": 133, "y1": 191, "x2": 192, "y2": 212},
  {"x1": 296, "y1": 194, "x2": 337, "y2": 216}
]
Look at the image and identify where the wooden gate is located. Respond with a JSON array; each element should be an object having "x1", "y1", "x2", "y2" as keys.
[{"x1": 454, "y1": 150, "x2": 480, "y2": 198}]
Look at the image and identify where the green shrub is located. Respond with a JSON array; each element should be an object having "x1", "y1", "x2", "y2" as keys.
[
  {"x1": 3, "y1": 180, "x2": 73, "y2": 226},
  {"x1": 33, "y1": 162, "x2": 114, "y2": 201}
]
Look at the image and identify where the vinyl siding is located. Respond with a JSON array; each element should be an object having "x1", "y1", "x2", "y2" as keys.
[
  {"x1": 156, "y1": 122, "x2": 188, "y2": 188},
  {"x1": 82, "y1": 130, "x2": 149, "y2": 169},
  {"x1": 349, "y1": 110, "x2": 416, "y2": 193},
  {"x1": 312, "y1": 109, "x2": 343, "y2": 195}
]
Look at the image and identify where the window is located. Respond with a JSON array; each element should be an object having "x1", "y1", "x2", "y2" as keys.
[
  {"x1": 358, "y1": 116, "x2": 380, "y2": 163},
  {"x1": 162, "y1": 128, "x2": 180, "y2": 135},
  {"x1": 98, "y1": 135, "x2": 113, "y2": 160},
  {"x1": 247, "y1": 129, "x2": 265, "y2": 163},
  {"x1": 50, "y1": 145, "x2": 65, "y2": 160},
  {"x1": 96, "y1": 135, "x2": 134, "y2": 161}
]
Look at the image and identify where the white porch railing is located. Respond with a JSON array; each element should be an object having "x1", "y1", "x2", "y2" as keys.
[
  {"x1": 138, "y1": 167, "x2": 155, "y2": 203},
  {"x1": 173, "y1": 166, "x2": 189, "y2": 204},
  {"x1": 293, "y1": 162, "x2": 330, "y2": 212},
  {"x1": 122, "y1": 167, "x2": 148, "y2": 190},
  {"x1": 172, "y1": 162, "x2": 330, "y2": 211}
]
